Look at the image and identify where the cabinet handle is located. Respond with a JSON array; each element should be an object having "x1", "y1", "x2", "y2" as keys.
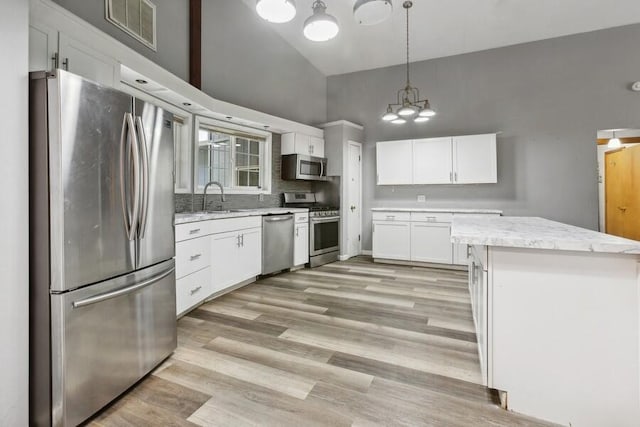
[
  {"x1": 454, "y1": 172, "x2": 458, "y2": 182},
  {"x1": 190, "y1": 286, "x2": 202, "y2": 295},
  {"x1": 62, "y1": 57, "x2": 69, "y2": 71},
  {"x1": 386, "y1": 215, "x2": 396, "y2": 220},
  {"x1": 51, "y1": 52, "x2": 59, "y2": 70},
  {"x1": 241, "y1": 234, "x2": 245, "y2": 247},
  {"x1": 190, "y1": 254, "x2": 201, "y2": 261},
  {"x1": 189, "y1": 228, "x2": 201, "y2": 235},
  {"x1": 296, "y1": 227, "x2": 299, "y2": 237},
  {"x1": 427, "y1": 216, "x2": 437, "y2": 222},
  {"x1": 467, "y1": 245, "x2": 471, "y2": 257},
  {"x1": 237, "y1": 235, "x2": 241, "y2": 248}
]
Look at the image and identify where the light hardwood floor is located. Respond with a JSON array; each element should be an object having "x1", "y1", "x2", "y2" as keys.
[{"x1": 88, "y1": 257, "x2": 557, "y2": 427}]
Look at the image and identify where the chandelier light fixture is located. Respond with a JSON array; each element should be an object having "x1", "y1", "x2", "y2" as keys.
[
  {"x1": 303, "y1": 1, "x2": 339, "y2": 42},
  {"x1": 608, "y1": 130, "x2": 622, "y2": 148},
  {"x1": 255, "y1": 0, "x2": 297, "y2": 23},
  {"x1": 353, "y1": 0, "x2": 393, "y2": 26},
  {"x1": 381, "y1": 1, "x2": 436, "y2": 124}
]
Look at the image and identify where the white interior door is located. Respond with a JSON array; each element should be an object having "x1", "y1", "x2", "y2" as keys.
[{"x1": 347, "y1": 142, "x2": 362, "y2": 258}]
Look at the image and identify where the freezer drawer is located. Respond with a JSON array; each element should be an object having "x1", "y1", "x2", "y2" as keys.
[{"x1": 50, "y1": 259, "x2": 177, "y2": 427}]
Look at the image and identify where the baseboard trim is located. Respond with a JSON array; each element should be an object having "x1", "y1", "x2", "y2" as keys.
[
  {"x1": 338, "y1": 254, "x2": 350, "y2": 261},
  {"x1": 361, "y1": 250, "x2": 373, "y2": 256},
  {"x1": 373, "y1": 258, "x2": 468, "y2": 271}
]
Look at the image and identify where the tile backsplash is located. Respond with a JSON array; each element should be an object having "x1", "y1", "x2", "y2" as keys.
[{"x1": 175, "y1": 133, "x2": 312, "y2": 213}]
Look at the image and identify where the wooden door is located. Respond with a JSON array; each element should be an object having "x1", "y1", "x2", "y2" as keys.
[{"x1": 605, "y1": 146, "x2": 640, "y2": 240}]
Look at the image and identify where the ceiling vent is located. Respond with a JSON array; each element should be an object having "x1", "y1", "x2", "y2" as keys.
[{"x1": 105, "y1": 0, "x2": 157, "y2": 51}]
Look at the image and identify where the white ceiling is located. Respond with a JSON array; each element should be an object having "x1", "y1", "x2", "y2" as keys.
[{"x1": 242, "y1": 0, "x2": 640, "y2": 76}]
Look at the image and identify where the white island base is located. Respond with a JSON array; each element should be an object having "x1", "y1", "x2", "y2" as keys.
[
  {"x1": 485, "y1": 247, "x2": 639, "y2": 426},
  {"x1": 453, "y1": 217, "x2": 640, "y2": 426}
]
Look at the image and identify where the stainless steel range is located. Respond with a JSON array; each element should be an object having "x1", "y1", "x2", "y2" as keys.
[{"x1": 284, "y1": 193, "x2": 340, "y2": 267}]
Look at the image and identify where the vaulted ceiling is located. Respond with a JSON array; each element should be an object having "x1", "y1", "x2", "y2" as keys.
[{"x1": 241, "y1": 0, "x2": 640, "y2": 76}]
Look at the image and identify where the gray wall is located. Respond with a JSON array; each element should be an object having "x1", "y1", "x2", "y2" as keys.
[
  {"x1": 327, "y1": 24, "x2": 640, "y2": 250},
  {"x1": 200, "y1": 1, "x2": 326, "y2": 125},
  {"x1": 52, "y1": 0, "x2": 327, "y2": 126},
  {"x1": 52, "y1": 0, "x2": 189, "y2": 80},
  {"x1": 176, "y1": 133, "x2": 312, "y2": 212},
  {"x1": 0, "y1": 0, "x2": 29, "y2": 424}
]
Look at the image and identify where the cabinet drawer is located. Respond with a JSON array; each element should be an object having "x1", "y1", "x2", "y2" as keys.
[
  {"x1": 176, "y1": 267, "x2": 211, "y2": 316},
  {"x1": 372, "y1": 211, "x2": 412, "y2": 221},
  {"x1": 209, "y1": 216, "x2": 262, "y2": 234},
  {"x1": 295, "y1": 213, "x2": 309, "y2": 224},
  {"x1": 176, "y1": 237, "x2": 210, "y2": 279},
  {"x1": 176, "y1": 222, "x2": 211, "y2": 242},
  {"x1": 410, "y1": 212, "x2": 453, "y2": 223}
]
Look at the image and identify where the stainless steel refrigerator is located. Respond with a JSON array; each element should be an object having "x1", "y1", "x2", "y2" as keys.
[{"x1": 29, "y1": 70, "x2": 177, "y2": 427}]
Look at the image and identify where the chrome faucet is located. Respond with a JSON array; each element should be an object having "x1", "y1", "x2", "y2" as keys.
[{"x1": 203, "y1": 181, "x2": 226, "y2": 211}]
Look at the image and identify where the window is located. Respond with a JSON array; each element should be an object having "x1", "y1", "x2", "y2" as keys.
[
  {"x1": 105, "y1": 0, "x2": 157, "y2": 50},
  {"x1": 196, "y1": 118, "x2": 271, "y2": 194},
  {"x1": 173, "y1": 115, "x2": 192, "y2": 193}
]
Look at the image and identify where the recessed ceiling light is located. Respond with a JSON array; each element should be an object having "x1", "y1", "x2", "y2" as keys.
[
  {"x1": 264, "y1": 125, "x2": 270, "y2": 129},
  {"x1": 183, "y1": 102, "x2": 192, "y2": 107},
  {"x1": 226, "y1": 116, "x2": 233, "y2": 120},
  {"x1": 354, "y1": 0, "x2": 393, "y2": 26},
  {"x1": 135, "y1": 79, "x2": 148, "y2": 84}
]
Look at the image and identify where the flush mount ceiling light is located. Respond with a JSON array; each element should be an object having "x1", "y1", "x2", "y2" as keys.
[
  {"x1": 381, "y1": 1, "x2": 436, "y2": 124},
  {"x1": 303, "y1": 1, "x2": 339, "y2": 42},
  {"x1": 256, "y1": 0, "x2": 296, "y2": 23},
  {"x1": 354, "y1": 0, "x2": 393, "y2": 26},
  {"x1": 608, "y1": 130, "x2": 622, "y2": 148}
]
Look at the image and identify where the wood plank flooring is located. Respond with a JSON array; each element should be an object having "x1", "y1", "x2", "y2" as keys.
[{"x1": 88, "y1": 257, "x2": 557, "y2": 427}]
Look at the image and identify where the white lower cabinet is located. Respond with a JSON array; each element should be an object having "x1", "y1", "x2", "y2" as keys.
[
  {"x1": 372, "y1": 221, "x2": 411, "y2": 260},
  {"x1": 294, "y1": 224, "x2": 309, "y2": 266},
  {"x1": 410, "y1": 222, "x2": 453, "y2": 264},
  {"x1": 175, "y1": 217, "x2": 262, "y2": 317},
  {"x1": 176, "y1": 267, "x2": 212, "y2": 316},
  {"x1": 453, "y1": 243, "x2": 469, "y2": 266}
]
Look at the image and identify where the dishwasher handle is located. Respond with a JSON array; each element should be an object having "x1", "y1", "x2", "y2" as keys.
[{"x1": 264, "y1": 215, "x2": 293, "y2": 223}]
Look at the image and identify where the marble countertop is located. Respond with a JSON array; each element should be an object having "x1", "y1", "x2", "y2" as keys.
[
  {"x1": 175, "y1": 207, "x2": 309, "y2": 225},
  {"x1": 372, "y1": 207, "x2": 503, "y2": 215},
  {"x1": 451, "y1": 216, "x2": 640, "y2": 255}
]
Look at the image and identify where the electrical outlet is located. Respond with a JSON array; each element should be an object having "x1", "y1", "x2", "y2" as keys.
[
  {"x1": 417, "y1": 195, "x2": 426, "y2": 203},
  {"x1": 258, "y1": 193, "x2": 264, "y2": 202}
]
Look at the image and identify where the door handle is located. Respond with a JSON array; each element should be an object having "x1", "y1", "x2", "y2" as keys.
[
  {"x1": 72, "y1": 267, "x2": 174, "y2": 308},
  {"x1": 264, "y1": 215, "x2": 293, "y2": 222},
  {"x1": 618, "y1": 206, "x2": 628, "y2": 211},
  {"x1": 350, "y1": 205, "x2": 356, "y2": 212},
  {"x1": 135, "y1": 116, "x2": 150, "y2": 239},
  {"x1": 119, "y1": 113, "x2": 140, "y2": 241}
]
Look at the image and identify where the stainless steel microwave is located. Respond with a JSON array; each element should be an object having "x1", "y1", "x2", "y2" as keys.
[{"x1": 281, "y1": 154, "x2": 328, "y2": 181}]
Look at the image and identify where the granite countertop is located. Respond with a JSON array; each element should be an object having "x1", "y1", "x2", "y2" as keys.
[
  {"x1": 451, "y1": 216, "x2": 640, "y2": 255},
  {"x1": 175, "y1": 207, "x2": 309, "y2": 225},
  {"x1": 372, "y1": 207, "x2": 503, "y2": 215}
]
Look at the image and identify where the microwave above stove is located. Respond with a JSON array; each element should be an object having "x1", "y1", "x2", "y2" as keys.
[{"x1": 281, "y1": 154, "x2": 328, "y2": 181}]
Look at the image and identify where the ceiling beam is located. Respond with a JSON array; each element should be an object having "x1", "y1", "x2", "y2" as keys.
[{"x1": 189, "y1": 0, "x2": 201, "y2": 89}]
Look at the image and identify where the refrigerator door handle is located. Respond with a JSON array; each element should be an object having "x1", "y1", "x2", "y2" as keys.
[
  {"x1": 71, "y1": 266, "x2": 175, "y2": 309},
  {"x1": 135, "y1": 116, "x2": 150, "y2": 239},
  {"x1": 119, "y1": 113, "x2": 140, "y2": 241}
]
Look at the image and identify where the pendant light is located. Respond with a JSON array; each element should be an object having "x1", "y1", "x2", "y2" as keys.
[
  {"x1": 256, "y1": 0, "x2": 297, "y2": 23},
  {"x1": 303, "y1": 1, "x2": 339, "y2": 42},
  {"x1": 381, "y1": 1, "x2": 436, "y2": 124},
  {"x1": 608, "y1": 131, "x2": 622, "y2": 148},
  {"x1": 354, "y1": 0, "x2": 393, "y2": 26}
]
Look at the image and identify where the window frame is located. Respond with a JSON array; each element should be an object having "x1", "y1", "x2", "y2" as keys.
[{"x1": 194, "y1": 116, "x2": 272, "y2": 195}]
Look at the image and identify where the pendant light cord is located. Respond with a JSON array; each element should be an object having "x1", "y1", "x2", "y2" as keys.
[{"x1": 406, "y1": 3, "x2": 410, "y2": 87}]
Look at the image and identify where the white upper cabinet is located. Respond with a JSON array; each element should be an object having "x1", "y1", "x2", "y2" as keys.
[
  {"x1": 282, "y1": 133, "x2": 325, "y2": 157},
  {"x1": 58, "y1": 33, "x2": 118, "y2": 87},
  {"x1": 29, "y1": 23, "x2": 58, "y2": 72},
  {"x1": 376, "y1": 134, "x2": 497, "y2": 185},
  {"x1": 376, "y1": 140, "x2": 413, "y2": 185},
  {"x1": 413, "y1": 137, "x2": 453, "y2": 184},
  {"x1": 453, "y1": 134, "x2": 497, "y2": 184}
]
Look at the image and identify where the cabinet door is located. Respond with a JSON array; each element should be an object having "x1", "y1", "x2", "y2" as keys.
[
  {"x1": 294, "y1": 224, "x2": 309, "y2": 266},
  {"x1": 410, "y1": 223, "x2": 453, "y2": 264},
  {"x1": 309, "y1": 136, "x2": 325, "y2": 157},
  {"x1": 376, "y1": 140, "x2": 413, "y2": 185},
  {"x1": 453, "y1": 134, "x2": 497, "y2": 184},
  {"x1": 58, "y1": 32, "x2": 118, "y2": 86},
  {"x1": 29, "y1": 23, "x2": 57, "y2": 72},
  {"x1": 210, "y1": 231, "x2": 240, "y2": 293},
  {"x1": 239, "y1": 227, "x2": 262, "y2": 281},
  {"x1": 372, "y1": 221, "x2": 411, "y2": 260},
  {"x1": 413, "y1": 137, "x2": 453, "y2": 184}
]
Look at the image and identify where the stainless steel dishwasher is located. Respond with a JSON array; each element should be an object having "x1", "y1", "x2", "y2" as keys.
[{"x1": 262, "y1": 214, "x2": 295, "y2": 275}]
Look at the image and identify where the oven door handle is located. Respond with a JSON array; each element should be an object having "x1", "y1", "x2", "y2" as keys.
[{"x1": 311, "y1": 216, "x2": 340, "y2": 223}]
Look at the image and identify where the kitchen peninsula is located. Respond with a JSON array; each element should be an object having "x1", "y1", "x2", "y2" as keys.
[{"x1": 451, "y1": 216, "x2": 640, "y2": 426}]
